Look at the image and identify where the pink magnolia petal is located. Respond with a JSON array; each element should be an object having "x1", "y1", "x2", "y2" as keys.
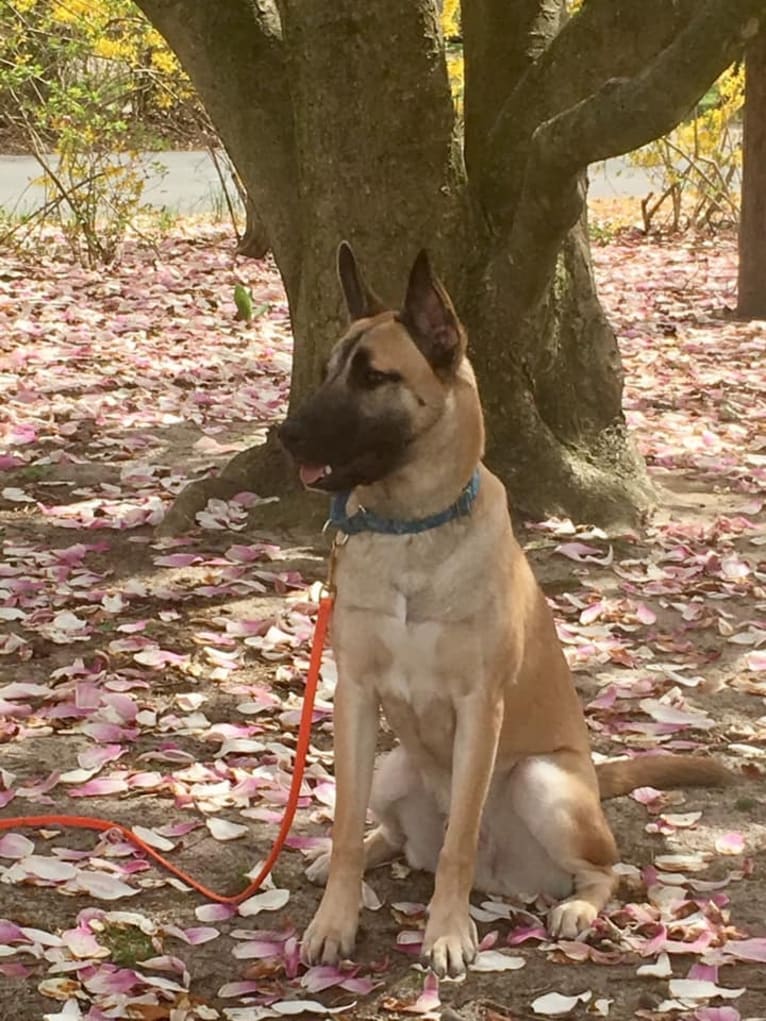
[
  {"x1": 195, "y1": 903, "x2": 237, "y2": 923},
  {"x1": 77, "y1": 745, "x2": 124, "y2": 771},
  {"x1": 75, "y1": 872, "x2": 139, "y2": 900},
  {"x1": 0, "y1": 834, "x2": 35, "y2": 859},
  {"x1": 218, "y1": 980, "x2": 261, "y2": 997},
  {"x1": 383, "y1": 972, "x2": 441, "y2": 1015},
  {"x1": 61, "y1": 926, "x2": 108, "y2": 959},
  {"x1": 722, "y1": 938, "x2": 766, "y2": 963},
  {"x1": 693, "y1": 1009, "x2": 741, "y2": 1021},
  {"x1": 715, "y1": 832, "x2": 745, "y2": 855},
  {"x1": 153, "y1": 554, "x2": 202, "y2": 567},
  {"x1": 179, "y1": 926, "x2": 220, "y2": 945},
  {"x1": 21, "y1": 856, "x2": 78, "y2": 882},
  {"x1": 301, "y1": 965, "x2": 346, "y2": 993},
  {"x1": 68, "y1": 778, "x2": 129, "y2": 798}
]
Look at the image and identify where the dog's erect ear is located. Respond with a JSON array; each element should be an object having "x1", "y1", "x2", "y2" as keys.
[
  {"x1": 400, "y1": 250, "x2": 465, "y2": 376},
  {"x1": 337, "y1": 241, "x2": 386, "y2": 322}
]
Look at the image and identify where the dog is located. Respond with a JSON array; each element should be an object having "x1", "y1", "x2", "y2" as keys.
[{"x1": 277, "y1": 243, "x2": 732, "y2": 978}]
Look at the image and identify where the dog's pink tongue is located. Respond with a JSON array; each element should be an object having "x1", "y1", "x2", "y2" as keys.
[{"x1": 299, "y1": 464, "x2": 326, "y2": 486}]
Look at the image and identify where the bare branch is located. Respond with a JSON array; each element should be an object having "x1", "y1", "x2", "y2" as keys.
[{"x1": 502, "y1": 0, "x2": 765, "y2": 317}]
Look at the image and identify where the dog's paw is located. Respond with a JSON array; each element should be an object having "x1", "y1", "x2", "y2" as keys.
[
  {"x1": 304, "y1": 846, "x2": 331, "y2": 886},
  {"x1": 301, "y1": 899, "x2": 359, "y2": 965},
  {"x1": 547, "y1": 898, "x2": 598, "y2": 940},
  {"x1": 421, "y1": 909, "x2": 478, "y2": 978}
]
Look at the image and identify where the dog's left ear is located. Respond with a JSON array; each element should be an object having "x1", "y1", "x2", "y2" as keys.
[
  {"x1": 337, "y1": 241, "x2": 387, "y2": 322},
  {"x1": 400, "y1": 250, "x2": 465, "y2": 376}
]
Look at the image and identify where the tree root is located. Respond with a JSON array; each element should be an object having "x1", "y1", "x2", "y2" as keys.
[{"x1": 157, "y1": 429, "x2": 317, "y2": 537}]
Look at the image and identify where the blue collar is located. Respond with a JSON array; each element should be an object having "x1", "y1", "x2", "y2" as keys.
[{"x1": 328, "y1": 468, "x2": 481, "y2": 537}]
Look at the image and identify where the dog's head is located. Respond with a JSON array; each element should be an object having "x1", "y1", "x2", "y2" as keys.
[{"x1": 278, "y1": 243, "x2": 469, "y2": 492}]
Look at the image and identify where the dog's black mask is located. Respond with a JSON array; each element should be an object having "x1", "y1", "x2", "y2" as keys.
[{"x1": 278, "y1": 376, "x2": 412, "y2": 492}]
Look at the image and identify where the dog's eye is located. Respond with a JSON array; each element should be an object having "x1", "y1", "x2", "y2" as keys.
[{"x1": 365, "y1": 368, "x2": 402, "y2": 387}]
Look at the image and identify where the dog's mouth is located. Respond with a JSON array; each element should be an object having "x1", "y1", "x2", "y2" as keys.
[
  {"x1": 296, "y1": 454, "x2": 393, "y2": 493},
  {"x1": 298, "y1": 463, "x2": 335, "y2": 491}
]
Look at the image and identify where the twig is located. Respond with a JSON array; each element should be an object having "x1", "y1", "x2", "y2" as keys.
[{"x1": 206, "y1": 143, "x2": 242, "y2": 240}]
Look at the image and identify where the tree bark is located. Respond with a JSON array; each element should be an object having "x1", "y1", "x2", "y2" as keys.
[
  {"x1": 274, "y1": 0, "x2": 465, "y2": 406},
  {"x1": 237, "y1": 195, "x2": 270, "y2": 260},
  {"x1": 462, "y1": 0, "x2": 564, "y2": 178},
  {"x1": 133, "y1": 0, "x2": 301, "y2": 294},
  {"x1": 738, "y1": 25, "x2": 766, "y2": 318},
  {"x1": 136, "y1": 0, "x2": 766, "y2": 535}
]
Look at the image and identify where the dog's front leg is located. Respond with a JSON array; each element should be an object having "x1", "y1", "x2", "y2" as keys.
[
  {"x1": 302, "y1": 674, "x2": 378, "y2": 965},
  {"x1": 423, "y1": 689, "x2": 503, "y2": 977}
]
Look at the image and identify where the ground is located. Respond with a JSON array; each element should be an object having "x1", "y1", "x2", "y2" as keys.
[{"x1": 0, "y1": 217, "x2": 764, "y2": 1021}]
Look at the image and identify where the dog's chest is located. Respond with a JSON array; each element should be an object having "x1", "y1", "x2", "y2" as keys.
[
  {"x1": 372, "y1": 612, "x2": 463, "y2": 763},
  {"x1": 334, "y1": 557, "x2": 490, "y2": 762},
  {"x1": 375, "y1": 613, "x2": 445, "y2": 697}
]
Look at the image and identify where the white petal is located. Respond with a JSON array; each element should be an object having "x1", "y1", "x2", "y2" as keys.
[
  {"x1": 470, "y1": 950, "x2": 526, "y2": 972},
  {"x1": 75, "y1": 872, "x2": 139, "y2": 900},
  {"x1": 206, "y1": 818, "x2": 250, "y2": 841},
  {"x1": 667, "y1": 979, "x2": 745, "y2": 1001},
  {"x1": 532, "y1": 991, "x2": 592, "y2": 1016},
  {"x1": 238, "y1": 889, "x2": 290, "y2": 916},
  {"x1": 637, "y1": 953, "x2": 672, "y2": 978}
]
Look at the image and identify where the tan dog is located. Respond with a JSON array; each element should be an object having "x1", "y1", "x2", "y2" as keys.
[{"x1": 277, "y1": 244, "x2": 731, "y2": 977}]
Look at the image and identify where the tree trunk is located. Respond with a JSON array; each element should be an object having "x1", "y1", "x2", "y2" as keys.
[
  {"x1": 237, "y1": 194, "x2": 270, "y2": 260},
  {"x1": 135, "y1": 0, "x2": 766, "y2": 535},
  {"x1": 738, "y1": 25, "x2": 766, "y2": 318},
  {"x1": 274, "y1": 0, "x2": 466, "y2": 407},
  {"x1": 466, "y1": 214, "x2": 652, "y2": 526}
]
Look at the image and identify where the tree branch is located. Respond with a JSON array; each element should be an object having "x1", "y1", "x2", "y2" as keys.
[
  {"x1": 502, "y1": 0, "x2": 765, "y2": 317},
  {"x1": 477, "y1": 0, "x2": 697, "y2": 224},
  {"x1": 462, "y1": 0, "x2": 564, "y2": 177},
  {"x1": 133, "y1": 0, "x2": 300, "y2": 289}
]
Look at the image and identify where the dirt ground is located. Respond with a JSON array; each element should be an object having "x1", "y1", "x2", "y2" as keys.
[{"x1": 0, "y1": 223, "x2": 764, "y2": 1021}]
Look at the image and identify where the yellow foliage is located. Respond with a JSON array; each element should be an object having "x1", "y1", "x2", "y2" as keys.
[
  {"x1": 50, "y1": 0, "x2": 92, "y2": 24},
  {"x1": 440, "y1": 0, "x2": 463, "y2": 112},
  {"x1": 93, "y1": 37, "x2": 125, "y2": 62},
  {"x1": 442, "y1": 0, "x2": 460, "y2": 39},
  {"x1": 629, "y1": 66, "x2": 743, "y2": 230},
  {"x1": 7, "y1": 0, "x2": 190, "y2": 98},
  {"x1": 630, "y1": 66, "x2": 743, "y2": 173}
]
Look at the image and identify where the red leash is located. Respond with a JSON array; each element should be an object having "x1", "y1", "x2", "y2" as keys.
[{"x1": 0, "y1": 594, "x2": 334, "y2": 906}]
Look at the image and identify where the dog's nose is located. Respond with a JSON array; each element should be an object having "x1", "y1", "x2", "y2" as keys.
[{"x1": 277, "y1": 417, "x2": 301, "y2": 449}]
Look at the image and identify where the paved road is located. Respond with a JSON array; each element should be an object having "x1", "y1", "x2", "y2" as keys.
[{"x1": 0, "y1": 150, "x2": 660, "y2": 215}]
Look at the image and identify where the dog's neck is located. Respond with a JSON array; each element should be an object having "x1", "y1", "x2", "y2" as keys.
[{"x1": 351, "y1": 368, "x2": 485, "y2": 521}]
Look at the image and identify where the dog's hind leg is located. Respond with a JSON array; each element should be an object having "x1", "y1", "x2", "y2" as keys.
[
  {"x1": 507, "y1": 751, "x2": 618, "y2": 939},
  {"x1": 306, "y1": 745, "x2": 442, "y2": 885},
  {"x1": 305, "y1": 825, "x2": 401, "y2": 885},
  {"x1": 371, "y1": 745, "x2": 445, "y2": 872}
]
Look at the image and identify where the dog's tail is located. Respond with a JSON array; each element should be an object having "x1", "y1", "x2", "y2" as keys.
[{"x1": 596, "y1": 755, "x2": 734, "y2": 800}]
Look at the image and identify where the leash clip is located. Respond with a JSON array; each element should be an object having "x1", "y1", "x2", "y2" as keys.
[{"x1": 323, "y1": 531, "x2": 347, "y2": 596}]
